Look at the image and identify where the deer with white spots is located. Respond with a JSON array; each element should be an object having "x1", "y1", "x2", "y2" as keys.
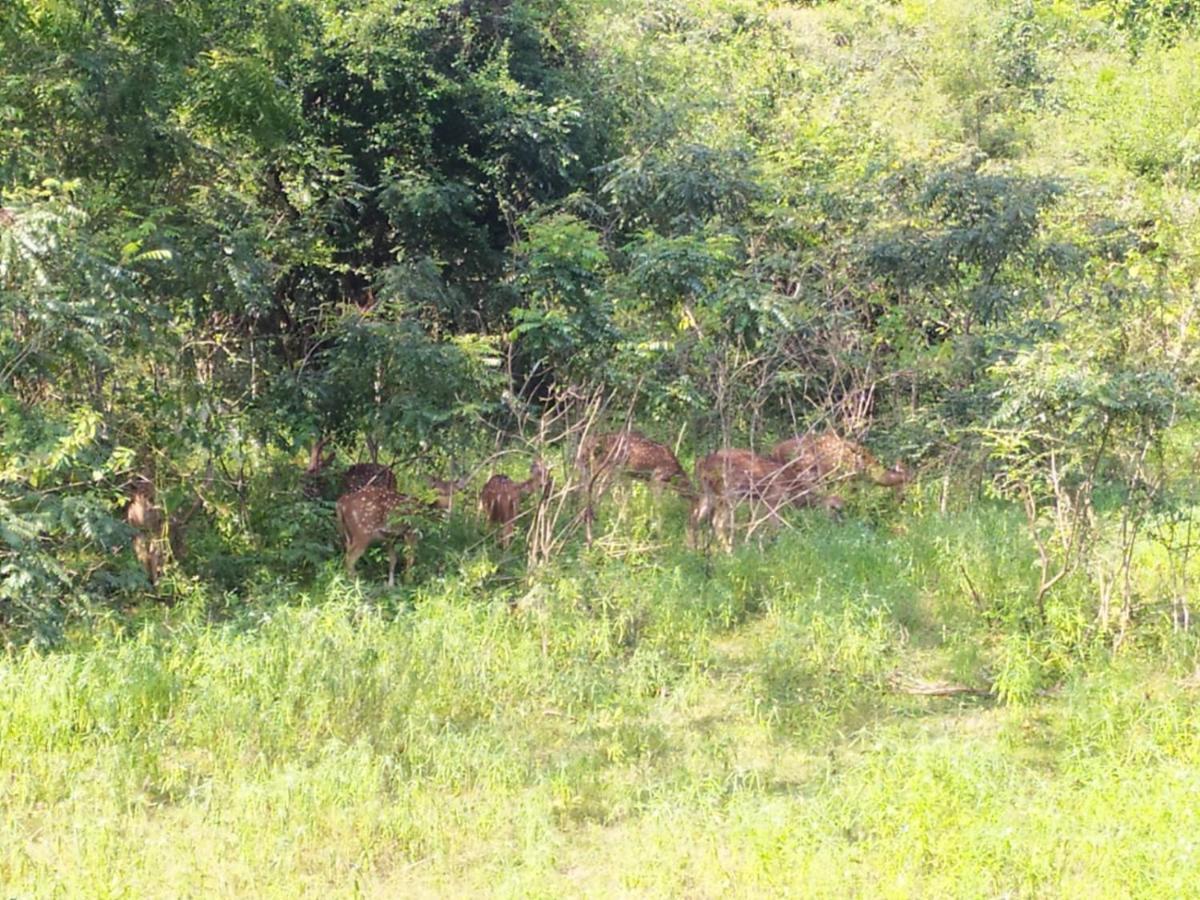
[
  {"x1": 770, "y1": 431, "x2": 911, "y2": 494},
  {"x1": 689, "y1": 449, "x2": 843, "y2": 551},
  {"x1": 335, "y1": 487, "x2": 423, "y2": 585}
]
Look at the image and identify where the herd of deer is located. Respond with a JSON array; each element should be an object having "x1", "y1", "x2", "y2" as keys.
[
  {"x1": 313, "y1": 429, "x2": 910, "y2": 585},
  {"x1": 124, "y1": 429, "x2": 912, "y2": 588}
]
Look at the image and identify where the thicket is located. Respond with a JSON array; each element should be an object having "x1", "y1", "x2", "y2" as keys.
[{"x1": 3, "y1": 0, "x2": 1200, "y2": 672}]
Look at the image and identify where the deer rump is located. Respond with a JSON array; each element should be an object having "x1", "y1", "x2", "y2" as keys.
[
  {"x1": 479, "y1": 461, "x2": 549, "y2": 547},
  {"x1": 690, "y1": 449, "x2": 840, "y2": 548},
  {"x1": 335, "y1": 486, "x2": 423, "y2": 586}
]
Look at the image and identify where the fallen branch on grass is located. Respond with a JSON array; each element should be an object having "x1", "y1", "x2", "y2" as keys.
[{"x1": 887, "y1": 670, "x2": 992, "y2": 697}]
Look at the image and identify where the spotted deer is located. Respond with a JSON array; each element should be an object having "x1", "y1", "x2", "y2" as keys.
[
  {"x1": 303, "y1": 436, "x2": 398, "y2": 498},
  {"x1": 689, "y1": 449, "x2": 843, "y2": 550},
  {"x1": 771, "y1": 431, "x2": 911, "y2": 493},
  {"x1": 576, "y1": 430, "x2": 692, "y2": 543},
  {"x1": 479, "y1": 460, "x2": 550, "y2": 548},
  {"x1": 342, "y1": 462, "x2": 396, "y2": 494},
  {"x1": 125, "y1": 472, "x2": 207, "y2": 586},
  {"x1": 335, "y1": 486, "x2": 424, "y2": 585}
]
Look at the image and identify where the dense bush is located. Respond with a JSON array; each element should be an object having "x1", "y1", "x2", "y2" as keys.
[{"x1": 3, "y1": 0, "x2": 1200, "y2": 656}]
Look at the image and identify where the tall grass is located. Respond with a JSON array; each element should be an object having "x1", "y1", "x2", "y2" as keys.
[{"x1": 3, "y1": 501, "x2": 1200, "y2": 895}]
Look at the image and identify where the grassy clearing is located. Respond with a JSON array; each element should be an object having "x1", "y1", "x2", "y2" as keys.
[{"x1": 4, "y1": 499, "x2": 1199, "y2": 896}]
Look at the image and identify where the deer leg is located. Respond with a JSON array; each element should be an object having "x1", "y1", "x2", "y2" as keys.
[
  {"x1": 345, "y1": 542, "x2": 366, "y2": 578},
  {"x1": 749, "y1": 500, "x2": 776, "y2": 550},
  {"x1": 134, "y1": 534, "x2": 160, "y2": 585},
  {"x1": 719, "y1": 500, "x2": 735, "y2": 552},
  {"x1": 403, "y1": 531, "x2": 417, "y2": 582},
  {"x1": 688, "y1": 493, "x2": 711, "y2": 549},
  {"x1": 649, "y1": 475, "x2": 665, "y2": 501},
  {"x1": 583, "y1": 486, "x2": 596, "y2": 547},
  {"x1": 500, "y1": 499, "x2": 515, "y2": 548},
  {"x1": 745, "y1": 500, "x2": 762, "y2": 544},
  {"x1": 386, "y1": 541, "x2": 397, "y2": 587}
]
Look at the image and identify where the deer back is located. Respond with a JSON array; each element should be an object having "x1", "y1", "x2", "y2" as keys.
[
  {"x1": 581, "y1": 430, "x2": 690, "y2": 490},
  {"x1": 341, "y1": 463, "x2": 396, "y2": 495},
  {"x1": 623, "y1": 432, "x2": 689, "y2": 486},
  {"x1": 696, "y1": 449, "x2": 812, "y2": 506},
  {"x1": 772, "y1": 432, "x2": 877, "y2": 480}
]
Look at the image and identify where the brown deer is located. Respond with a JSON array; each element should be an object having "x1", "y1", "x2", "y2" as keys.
[
  {"x1": 335, "y1": 486, "x2": 423, "y2": 586},
  {"x1": 689, "y1": 449, "x2": 842, "y2": 550},
  {"x1": 578, "y1": 430, "x2": 691, "y2": 491},
  {"x1": 426, "y1": 474, "x2": 469, "y2": 512},
  {"x1": 125, "y1": 472, "x2": 208, "y2": 586},
  {"x1": 771, "y1": 431, "x2": 911, "y2": 493},
  {"x1": 126, "y1": 476, "x2": 166, "y2": 585},
  {"x1": 479, "y1": 460, "x2": 550, "y2": 547},
  {"x1": 302, "y1": 436, "x2": 337, "y2": 500},
  {"x1": 576, "y1": 430, "x2": 692, "y2": 543},
  {"x1": 304, "y1": 436, "x2": 397, "y2": 496}
]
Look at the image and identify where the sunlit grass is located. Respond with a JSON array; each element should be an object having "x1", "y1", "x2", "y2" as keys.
[{"x1": 3, "y1": 502, "x2": 1200, "y2": 895}]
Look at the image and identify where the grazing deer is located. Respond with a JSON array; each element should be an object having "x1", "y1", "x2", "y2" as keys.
[
  {"x1": 480, "y1": 460, "x2": 550, "y2": 547},
  {"x1": 689, "y1": 449, "x2": 842, "y2": 550},
  {"x1": 335, "y1": 487, "x2": 423, "y2": 586},
  {"x1": 771, "y1": 431, "x2": 911, "y2": 493},
  {"x1": 577, "y1": 430, "x2": 691, "y2": 492},
  {"x1": 576, "y1": 430, "x2": 692, "y2": 543},
  {"x1": 125, "y1": 472, "x2": 208, "y2": 586},
  {"x1": 426, "y1": 473, "x2": 469, "y2": 512}
]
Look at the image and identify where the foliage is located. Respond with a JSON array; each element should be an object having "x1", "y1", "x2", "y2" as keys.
[
  {"x1": 2, "y1": 0, "x2": 1200, "y2": 640},
  {"x1": 7, "y1": 0, "x2": 1200, "y2": 888}
]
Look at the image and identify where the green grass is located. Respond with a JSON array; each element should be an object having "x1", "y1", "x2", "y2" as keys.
[{"x1": 4, "y1": 500, "x2": 1200, "y2": 896}]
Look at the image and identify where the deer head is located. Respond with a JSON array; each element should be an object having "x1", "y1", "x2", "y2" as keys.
[
  {"x1": 303, "y1": 436, "x2": 337, "y2": 500},
  {"x1": 873, "y1": 461, "x2": 913, "y2": 492},
  {"x1": 335, "y1": 486, "x2": 421, "y2": 586},
  {"x1": 426, "y1": 471, "x2": 469, "y2": 512},
  {"x1": 479, "y1": 459, "x2": 550, "y2": 547}
]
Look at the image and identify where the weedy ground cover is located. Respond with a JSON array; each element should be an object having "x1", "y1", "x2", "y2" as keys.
[{"x1": 4, "y1": 501, "x2": 1199, "y2": 896}]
